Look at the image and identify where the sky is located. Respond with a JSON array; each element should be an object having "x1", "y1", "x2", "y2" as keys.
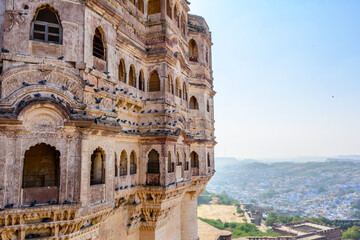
[{"x1": 189, "y1": 0, "x2": 360, "y2": 160}]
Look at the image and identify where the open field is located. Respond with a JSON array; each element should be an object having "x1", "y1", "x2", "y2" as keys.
[{"x1": 198, "y1": 204, "x2": 245, "y2": 223}]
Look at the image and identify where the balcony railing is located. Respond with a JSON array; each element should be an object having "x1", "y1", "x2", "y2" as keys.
[
  {"x1": 146, "y1": 173, "x2": 160, "y2": 186},
  {"x1": 23, "y1": 174, "x2": 58, "y2": 188},
  {"x1": 130, "y1": 164, "x2": 137, "y2": 175},
  {"x1": 22, "y1": 186, "x2": 59, "y2": 205},
  {"x1": 191, "y1": 167, "x2": 199, "y2": 176},
  {"x1": 120, "y1": 168, "x2": 127, "y2": 176}
]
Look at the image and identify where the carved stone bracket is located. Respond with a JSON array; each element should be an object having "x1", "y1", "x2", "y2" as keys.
[{"x1": 5, "y1": 10, "x2": 25, "y2": 32}]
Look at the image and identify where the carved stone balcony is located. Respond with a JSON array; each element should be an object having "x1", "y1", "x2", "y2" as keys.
[
  {"x1": 22, "y1": 186, "x2": 59, "y2": 205},
  {"x1": 146, "y1": 173, "x2": 160, "y2": 186}
]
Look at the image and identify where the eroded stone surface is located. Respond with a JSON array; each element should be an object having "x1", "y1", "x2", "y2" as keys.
[{"x1": 0, "y1": 0, "x2": 215, "y2": 239}]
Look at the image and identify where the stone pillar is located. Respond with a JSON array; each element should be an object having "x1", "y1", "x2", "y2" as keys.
[
  {"x1": 161, "y1": 0, "x2": 166, "y2": 20},
  {"x1": 80, "y1": 137, "x2": 90, "y2": 206},
  {"x1": 19, "y1": 229, "x2": 25, "y2": 240},
  {"x1": 144, "y1": 0, "x2": 148, "y2": 19},
  {"x1": 0, "y1": 135, "x2": 6, "y2": 207},
  {"x1": 181, "y1": 193, "x2": 198, "y2": 240},
  {"x1": 5, "y1": 135, "x2": 20, "y2": 206},
  {"x1": 160, "y1": 145, "x2": 166, "y2": 186},
  {"x1": 140, "y1": 146, "x2": 147, "y2": 185},
  {"x1": 58, "y1": 139, "x2": 68, "y2": 204},
  {"x1": 0, "y1": 0, "x2": 5, "y2": 49},
  {"x1": 73, "y1": 137, "x2": 82, "y2": 204}
]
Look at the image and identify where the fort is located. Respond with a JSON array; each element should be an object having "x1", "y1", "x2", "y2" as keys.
[{"x1": 0, "y1": 0, "x2": 215, "y2": 239}]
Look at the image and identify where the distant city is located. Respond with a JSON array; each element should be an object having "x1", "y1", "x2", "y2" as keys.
[{"x1": 208, "y1": 157, "x2": 360, "y2": 220}]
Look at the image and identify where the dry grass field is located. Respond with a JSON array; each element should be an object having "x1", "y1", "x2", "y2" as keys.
[
  {"x1": 198, "y1": 204, "x2": 245, "y2": 223},
  {"x1": 197, "y1": 219, "x2": 232, "y2": 240}
]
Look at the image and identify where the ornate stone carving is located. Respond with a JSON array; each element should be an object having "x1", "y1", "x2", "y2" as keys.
[
  {"x1": 0, "y1": 0, "x2": 215, "y2": 239},
  {"x1": 0, "y1": 229, "x2": 18, "y2": 240},
  {"x1": 5, "y1": 10, "x2": 25, "y2": 32},
  {"x1": 0, "y1": 65, "x2": 84, "y2": 101}
]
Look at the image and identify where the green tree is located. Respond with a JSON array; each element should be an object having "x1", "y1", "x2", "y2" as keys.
[
  {"x1": 244, "y1": 204, "x2": 252, "y2": 210},
  {"x1": 215, "y1": 191, "x2": 239, "y2": 205},
  {"x1": 265, "y1": 217, "x2": 278, "y2": 226},
  {"x1": 198, "y1": 217, "x2": 279, "y2": 238},
  {"x1": 198, "y1": 195, "x2": 212, "y2": 205},
  {"x1": 237, "y1": 207, "x2": 244, "y2": 214},
  {"x1": 342, "y1": 226, "x2": 360, "y2": 240}
]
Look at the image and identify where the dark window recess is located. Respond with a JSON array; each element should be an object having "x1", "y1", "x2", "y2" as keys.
[
  {"x1": 31, "y1": 8, "x2": 62, "y2": 44},
  {"x1": 148, "y1": 162, "x2": 160, "y2": 173},
  {"x1": 148, "y1": 149, "x2": 160, "y2": 173},
  {"x1": 93, "y1": 29, "x2": 105, "y2": 60},
  {"x1": 23, "y1": 143, "x2": 60, "y2": 188}
]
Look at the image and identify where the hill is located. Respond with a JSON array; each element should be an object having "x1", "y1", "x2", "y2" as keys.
[{"x1": 207, "y1": 158, "x2": 360, "y2": 219}]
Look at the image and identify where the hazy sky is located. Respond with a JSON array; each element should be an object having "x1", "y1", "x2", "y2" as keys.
[{"x1": 190, "y1": 0, "x2": 360, "y2": 159}]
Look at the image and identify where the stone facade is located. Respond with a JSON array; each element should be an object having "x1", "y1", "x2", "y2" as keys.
[
  {"x1": 0, "y1": 0, "x2": 215, "y2": 239},
  {"x1": 272, "y1": 222, "x2": 341, "y2": 240}
]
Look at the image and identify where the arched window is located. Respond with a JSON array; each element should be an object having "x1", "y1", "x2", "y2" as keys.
[
  {"x1": 167, "y1": 0, "x2": 172, "y2": 18},
  {"x1": 93, "y1": 28, "x2": 105, "y2": 60},
  {"x1": 207, "y1": 153, "x2": 211, "y2": 167},
  {"x1": 115, "y1": 153, "x2": 118, "y2": 177},
  {"x1": 184, "y1": 152, "x2": 189, "y2": 171},
  {"x1": 120, "y1": 150, "x2": 127, "y2": 176},
  {"x1": 148, "y1": 0, "x2": 161, "y2": 15},
  {"x1": 174, "y1": 5, "x2": 179, "y2": 27},
  {"x1": 191, "y1": 151, "x2": 199, "y2": 168},
  {"x1": 31, "y1": 6, "x2": 62, "y2": 44},
  {"x1": 129, "y1": 64, "x2": 136, "y2": 87},
  {"x1": 168, "y1": 151, "x2": 173, "y2": 173},
  {"x1": 91, "y1": 147, "x2": 105, "y2": 185},
  {"x1": 139, "y1": 70, "x2": 145, "y2": 91},
  {"x1": 138, "y1": 0, "x2": 144, "y2": 13},
  {"x1": 23, "y1": 143, "x2": 60, "y2": 188},
  {"x1": 207, "y1": 99, "x2": 210, "y2": 112},
  {"x1": 175, "y1": 78, "x2": 181, "y2": 98},
  {"x1": 130, "y1": 151, "x2": 137, "y2": 175},
  {"x1": 182, "y1": 83, "x2": 187, "y2": 101},
  {"x1": 148, "y1": 149, "x2": 160, "y2": 173},
  {"x1": 168, "y1": 74, "x2": 174, "y2": 94},
  {"x1": 119, "y1": 59, "x2": 126, "y2": 83},
  {"x1": 189, "y1": 96, "x2": 199, "y2": 110},
  {"x1": 177, "y1": 152, "x2": 181, "y2": 166},
  {"x1": 148, "y1": 70, "x2": 160, "y2": 92},
  {"x1": 181, "y1": 13, "x2": 186, "y2": 36},
  {"x1": 189, "y1": 39, "x2": 198, "y2": 62}
]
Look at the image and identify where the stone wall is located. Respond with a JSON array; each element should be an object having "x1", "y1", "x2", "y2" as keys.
[
  {"x1": 0, "y1": 0, "x2": 5, "y2": 49},
  {"x1": 0, "y1": 0, "x2": 215, "y2": 239}
]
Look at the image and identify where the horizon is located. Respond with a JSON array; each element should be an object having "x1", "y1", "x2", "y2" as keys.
[
  {"x1": 215, "y1": 155, "x2": 360, "y2": 163},
  {"x1": 190, "y1": 0, "x2": 360, "y2": 159},
  {"x1": 216, "y1": 155, "x2": 360, "y2": 162}
]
